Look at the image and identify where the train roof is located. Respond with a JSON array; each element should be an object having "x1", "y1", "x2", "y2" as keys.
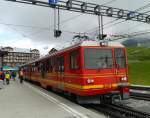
[
  {"x1": 79, "y1": 41, "x2": 124, "y2": 47},
  {"x1": 21, "y1": 41, "x2": 124, "y2": 66}
]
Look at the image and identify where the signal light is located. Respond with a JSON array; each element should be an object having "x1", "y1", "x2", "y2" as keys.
[
  {"x1": 97, "y1": 34, "x2": 107, "y2": 40},
  {"x1": 54, "y1": 30, "x2": 62, "y2": 38}
]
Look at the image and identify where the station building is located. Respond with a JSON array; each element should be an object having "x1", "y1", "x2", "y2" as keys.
[{"x1": 1, "y1": 47, "x2": 40, "y2": 67}]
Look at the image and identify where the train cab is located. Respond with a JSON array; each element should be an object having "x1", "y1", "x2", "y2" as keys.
[{"x1": 69, "y1": 41, "x2": 130, "y2": 104}]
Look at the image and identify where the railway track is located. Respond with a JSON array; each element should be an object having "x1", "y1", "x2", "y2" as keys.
[
  {"x1": 130, "y1": 85, "x2": 150, "y2": 91},
  {"x1": 130, "y1": 85, "x2": 150, "y2": 101},
  {"x1": 130, "y1": 92, "x2": 150, "y2": 101},
  {"x1": 90, "y1": 104, "x2": 150, "y2": 118}
]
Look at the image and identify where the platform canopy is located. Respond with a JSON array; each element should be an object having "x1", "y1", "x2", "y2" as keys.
[{"x1": 3, "y1": 66, "x2": 19, "y2": 71}]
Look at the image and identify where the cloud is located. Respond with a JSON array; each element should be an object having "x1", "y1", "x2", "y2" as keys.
[{"x1": 0, "y1": 0, "x2": 150, "y2": 55}]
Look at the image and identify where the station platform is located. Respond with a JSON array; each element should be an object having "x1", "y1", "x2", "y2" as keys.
[{"x1": 0, "y1": 80, "x2": 106, "y2": 118}]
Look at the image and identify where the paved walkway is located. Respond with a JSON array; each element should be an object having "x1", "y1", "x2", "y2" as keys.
[{"x1": 0, "y1": 80, "x2": 106, "y2": 118}]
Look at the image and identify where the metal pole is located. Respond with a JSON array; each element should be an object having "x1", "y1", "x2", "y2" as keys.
[
  {"x1": 98, "y1": 15, "x2": 101, "y2": 40},
  {"x1": 58, "y1": 7, "x2": 60, "y2": 30},
  {"x1": 101, "y1": 15, "x2": 104, "y2": 39},
  {"x1": 54, "y1": 8, "x2": 56, "y2": 31}
]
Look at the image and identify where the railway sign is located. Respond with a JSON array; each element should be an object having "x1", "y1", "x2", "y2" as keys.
[
  {"x1": 49, "y1": 0, "x2": 59, "y2": 4},
  {"x1": 127, "y1": 11, "x2": 137, "y2": 20}
]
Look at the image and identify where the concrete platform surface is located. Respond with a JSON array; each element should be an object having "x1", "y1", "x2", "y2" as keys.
[{"x1": 0, "y1": 81, "x2": 106, "y2": 118}]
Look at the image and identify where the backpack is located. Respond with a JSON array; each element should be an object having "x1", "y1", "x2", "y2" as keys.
[{"x1": 5, "y1": 74, "x2": 10, "y2": 79}]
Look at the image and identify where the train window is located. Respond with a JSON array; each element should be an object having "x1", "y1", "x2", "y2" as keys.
[
  {"x1": 46, "y1": 60, "x2": 49, "y2": 72},
  {"x1": 58, "y1": 56, "x2": 64, "y2": 72},
  {"x1": 40, "y1": 62, "x2": 46, "y2": 78},
  {"x1": 115, "y1": 48, "x2": 126, "y2": 68},
  {"x1": 50, "y1": 56, "x2": 58, "y2": 72},
  {"x1": 84, "y1": 48, "x2": 113, "y2": 69},
  {"x1": 38, "y1": 65, "x2": 40, "y2": 72},
  {"x1": 35, "y1": 62, "x2": 39, "y2": 72},
  {"x1": 70, "y1": 51, "x2": 79, "y2": 69},
  {"x1": 49, "y1": 58, "x2": 53, "y2": 72}
]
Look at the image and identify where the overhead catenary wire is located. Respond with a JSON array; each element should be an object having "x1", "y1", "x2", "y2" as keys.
[
  {"x1": 112, "y1": 30, "x2": 150, "y2": 40},
  {"x1": 2, "y1": 0, "x2": 150, "y2": 42},
  {"x1": 17, "y1": 0, "x2": 119, "y2": 30},
  {"x1": 101, "y1": 0, "x2": 118, "y2": 5},
  {"x1": 87, "y1": 2, "x2": 150, "y2": 35},
  {"x1": 118, "y1": 28, "x2": 150, "y2": 36},
  {"x1": 0, "y1": 0, "x2": 118, "y2": 39}
]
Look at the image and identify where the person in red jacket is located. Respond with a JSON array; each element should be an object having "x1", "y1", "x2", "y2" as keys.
[{"x1": 0, "y1": 70, "x2": 5, "y2": 85}]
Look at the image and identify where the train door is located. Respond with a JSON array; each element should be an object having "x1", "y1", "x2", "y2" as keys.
[
  {"x1": 58, "y1": 56, "x2": 65, "y2": 90},
  {"x1": 114, "y1": 48, "x2": 127, "y2": 81}
]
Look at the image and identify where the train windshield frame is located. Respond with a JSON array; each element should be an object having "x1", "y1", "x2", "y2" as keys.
[
  {"x1": 84, "y1": 48, "x2": 113, "y2": 69},
  {"x1": 114, "y1": 48, "x2": 126, "y2": 68}
]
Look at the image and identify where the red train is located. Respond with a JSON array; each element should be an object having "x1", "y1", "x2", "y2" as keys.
[{"x1": 22, "y1": 41, "x2": 130, "y2": 104}]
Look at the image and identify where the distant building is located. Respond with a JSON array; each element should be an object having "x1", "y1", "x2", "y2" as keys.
[{"x1": 1, "y1": 47, "x2": 40, "y2": 67}]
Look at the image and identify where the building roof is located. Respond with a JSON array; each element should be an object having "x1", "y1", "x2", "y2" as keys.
[
  {"x1": 1, "y1": 46, "x2": 39, "y2": 54},
  {"x1": 12, "y1": 48, "x2": 31, "y2": 53}
]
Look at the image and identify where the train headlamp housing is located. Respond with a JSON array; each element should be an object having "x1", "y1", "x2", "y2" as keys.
[
  {"x1": 121, "y1": 77, "x2": 128, "y2": 81},
  {"x1": 99, "y1": 41, "x2": 108, "y2": 47}
]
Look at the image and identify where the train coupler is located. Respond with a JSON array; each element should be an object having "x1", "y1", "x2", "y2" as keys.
[{"x1": 104, "y1": 91, "x2": 121, "y2": 104}]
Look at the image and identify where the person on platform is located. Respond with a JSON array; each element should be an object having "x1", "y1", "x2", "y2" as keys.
[
  {"x1": 0, "y1": 69, "x2": 5, "y2": 85},
  {"x1": 1, "y1": 71, "x2": 5, "y2": 85},
  {"x1": 5, "y1": 71, "x2": 11, "y2": 85},
  {"x1": 11, "y1": 71, "x2": 16, "y2": 81},
  {"x1": 19, "y1": 69, "x2": 24, "y2": 84},
  {"x1": 0, "y1": 70, "x2": 3, "y2": 88}
]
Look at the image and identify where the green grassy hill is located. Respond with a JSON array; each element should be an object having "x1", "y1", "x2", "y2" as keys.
[
  {"x1": 127, "y1": 47, "x2": 150, "y2": 86},
  {"x1": 127, "y1": 47, "x2": 150, "y2": 61}
]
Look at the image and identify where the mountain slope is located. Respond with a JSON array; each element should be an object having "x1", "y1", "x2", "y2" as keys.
[
  {"x1": 127, "y1": 47, "x2": 150, "y2": 85},
  {"x1": 127, "y1": 47, "x2": 150, "y2": 61}
]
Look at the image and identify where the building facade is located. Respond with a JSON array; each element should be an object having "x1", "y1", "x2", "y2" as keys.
[{"x1": 1, "y1": 47, "x2": 40, "y2": 67}]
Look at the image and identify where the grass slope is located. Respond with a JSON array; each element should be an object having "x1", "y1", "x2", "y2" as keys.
[
  {"x1": 127, "y1": 47, "x2": 150, "y2": 86},
  {"x1": 127, "y1": 47, "x2": 150, "y2": 61}
]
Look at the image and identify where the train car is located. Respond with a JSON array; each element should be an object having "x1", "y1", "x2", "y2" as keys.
[{"x1": 22, "y1": 41, "x2": 130, "y2": 104}]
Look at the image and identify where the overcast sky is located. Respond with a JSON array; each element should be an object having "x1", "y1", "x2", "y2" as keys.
[{"x1": 0, "y1": 0, "x2": 150, "y2": 55}]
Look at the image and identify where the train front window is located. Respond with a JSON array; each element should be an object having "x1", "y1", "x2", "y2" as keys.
[
  {"x1": 84, "y1": 48, "x2": 113, "y2": 69},
  {"x1": 115, "y1": 48, "x2": 126, "y2": 68}
]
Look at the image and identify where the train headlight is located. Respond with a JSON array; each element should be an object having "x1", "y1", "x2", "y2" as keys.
[
  {"x1": 87, "y1": 79, "x2": 94, "y2": 84},
  {"x1": 121, "y1": 77, "x2": 127, "y2": 81}
]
